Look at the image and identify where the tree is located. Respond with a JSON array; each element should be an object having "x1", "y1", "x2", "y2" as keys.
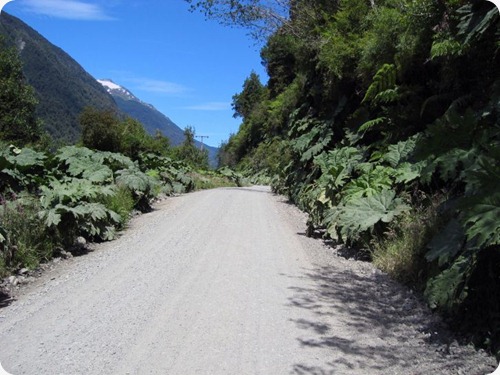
[
  {"x1": 0, "y1": 37, "x2": 42, "y2": 145},
  {"x1": 232, "y1": 71, "x2": 267, "y2": 118},
  {"x1": 79, "y1": 108, "x2": 173, "y2": 159},
  {"x1": 119, "y1": 117, "x2": 152, "y2": 159},
  {"x1": 79, "y1": 107, "x2": 122, "y2": 153},
  {"x1": 150, "y1": 129, "x2": 171, "y2": 156},
  {"x1": 186, "y1": 0, "x2": 291, "y2": 40},
  {"x1": 173, "y1": 126, "x2": 209, "y2": 169},
  {"x1": 186, "y1": 0, "x2": 340, "y2": 40}
]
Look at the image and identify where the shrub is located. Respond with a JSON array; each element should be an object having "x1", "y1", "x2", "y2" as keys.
[
  {"x1": 0, "y1": 195, "x2": 55, "y2": 274},
  {"x1": 371, "y1": 195, "x2": 443, "y2": 286},
  {"x1": 101, "y1": 185, "x2": 135, "y2": 229}
]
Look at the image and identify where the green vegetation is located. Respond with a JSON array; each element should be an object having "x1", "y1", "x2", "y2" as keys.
[
  {"x1": 0, "y1": 139, "x2": 236, "y2": 275},
  {"x1": 0, "y1": 13, "x2": 117, "y2": 142},
  {"x1": 0, "y1": 42, "x2": 236, "y2": 279},
  {"x1": 171, "y1": 126, "x2": 209, "y2": 170},
  {"x1": 0, "y1": 143, "x2": 190, "y2": 263},
  {"x1": 190, "y1": 0, "x2": 500, "y2": 355},
  {"x1": 0, "y1": 37, "x2": 42, "y2": 146},
  {"x1": 79, "y1": 107, "x2": 173, "y2": 158}
]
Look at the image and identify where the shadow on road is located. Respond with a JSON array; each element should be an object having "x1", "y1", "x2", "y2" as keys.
[
  {"x1": 0, "y1": 288, "x2": 14, "y2": 308},
  {"x1": 286, "y1": 265, "x2": 494, "y2": 375}
]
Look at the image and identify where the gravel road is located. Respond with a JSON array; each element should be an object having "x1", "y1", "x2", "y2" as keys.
[{"x1": 0, "y1": 186, "x2": 496, "y2": 374}]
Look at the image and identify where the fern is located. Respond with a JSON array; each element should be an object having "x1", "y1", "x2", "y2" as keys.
[
  {"x1": 358, "y1": 117, "x2": 387, "y2": 133},
  {"x1": 362, "y1": 64, "x2": 397, "y2": 104},
  {"x1": 374, "y1": 88, "x2": 400, "y2": 104},
  {"x1": 430, "y1": 39, "x2": 463, "y2": 59}
]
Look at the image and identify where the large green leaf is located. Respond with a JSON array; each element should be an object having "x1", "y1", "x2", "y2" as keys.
[
  {"x1": 39, "y1": 206, "x2": 62, "y2": 227},
  {"x1": 457, "y1": 2, "x2": 499, "y2": 45},
  {"x1": 393, "y1": 162, "x2": 422, "y2": 184},
  {"x1": 426, "y1": 219, "x2": 465, "y2": 266},
  {"x1": 115, "y1": 168, "x2": 156, "y2": 194},
  {"x1": 382, "y1": 136, "x2": 419, "y2": 167},
  {"x1": 461, "y1": 194, "x2": 500, "y2": 248},
  {"x1": 8, "y1": 148, "x2": 46, "y2": 168},
  {"x1": 341, "y1": 166, "x2": 393, "y2": 202},
  {"x1": 301, "y1": 133, "x2": 332, "y2": 162},
  {"x1": 425, "y1": 253, "x2": 474, "y2": 311},
  {"x1": 334, "y1": 189, "x2": 410, "y2": 240}
]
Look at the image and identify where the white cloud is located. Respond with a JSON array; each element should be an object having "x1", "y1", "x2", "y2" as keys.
[
  {"x1": 22, "y1": 0, "x2": 113, "y2": 21},
  {"x1": 0, "y1": 1, "x2": 15, "y2": 14},
  {"x1": 183, "y1": 102, "x2": 231, "y2": 111},
  {"x1": 107, "y1": 72, "x2": 190, "y2": 97},
  {"x1": 135, "y1": 79, "x2": 189, "y2": 95}
]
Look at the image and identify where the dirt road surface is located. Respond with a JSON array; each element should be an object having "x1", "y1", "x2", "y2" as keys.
[{"x1": 0, "y1": 187, "x2": 496, "y2": 374}]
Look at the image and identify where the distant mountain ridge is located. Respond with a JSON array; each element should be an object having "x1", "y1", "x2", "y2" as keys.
[
  {"x1": 0, "y1": 12, "x2": 218, "y2": 166},
  {"x1": 98, "y1": 79, "x2": 141, "y2": 103},
  {"x1": 0, "y1": 12, "x2": 117, "y2": 142},
  {"x1": 97, "y1": 79, "x2": 184, "y2": 144},
  {"x1": 98, "y1": 79, "x2": 219, "y2": 165}
]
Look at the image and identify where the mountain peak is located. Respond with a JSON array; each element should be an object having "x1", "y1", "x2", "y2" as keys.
[{"x1": 97, "y1": 79, "x2": 137, "y2": 101}]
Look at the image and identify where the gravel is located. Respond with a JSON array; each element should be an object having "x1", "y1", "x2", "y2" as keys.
[{"x1": 0, "y1": 186, "x2": 497, "y2": 374}]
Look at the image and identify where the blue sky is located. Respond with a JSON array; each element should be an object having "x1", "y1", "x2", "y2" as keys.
[{"x1": 3, "y1": 0, "x2": 268, "y2": 147}]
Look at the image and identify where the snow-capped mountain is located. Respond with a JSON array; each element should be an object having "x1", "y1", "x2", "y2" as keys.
[
  {"x1": 97, "y1": 79, "x2": 219, "y2": 166},
  {"x1": 97, "y1": 78, "x2": 185, "y2": 143},
  {"x1": 98, "y1": 79, "x2": 152, "y2": 108}
]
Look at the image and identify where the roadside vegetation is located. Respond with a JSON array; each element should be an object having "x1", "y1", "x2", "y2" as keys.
[
  {"x1": 0, "y1": 38, "x2": 241, "y2": 279},
  {"x1": 189, "y1": 0, "x2": 500, "y2": 356}
]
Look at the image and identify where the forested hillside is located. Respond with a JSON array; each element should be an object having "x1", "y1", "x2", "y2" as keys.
[
  {"x1": 0, "y1": 12, "x2": 117, "y2": 142},
  {"x1": 191, "y1": 0, "x2": 500, "y2": 355}
]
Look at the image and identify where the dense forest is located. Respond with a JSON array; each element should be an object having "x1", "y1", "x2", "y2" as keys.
[{"x1": 190, "y1": 0, "x2": 500, "y2": 355}]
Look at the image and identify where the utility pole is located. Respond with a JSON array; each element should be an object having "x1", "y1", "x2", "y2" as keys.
[{"x1": 195, "y1": 135, "x2": 209, "y2": 151}]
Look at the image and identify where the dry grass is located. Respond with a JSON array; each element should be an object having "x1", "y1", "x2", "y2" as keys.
[{"x1": 371, "y1": 196, "x2": 443, "y2": 287}]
